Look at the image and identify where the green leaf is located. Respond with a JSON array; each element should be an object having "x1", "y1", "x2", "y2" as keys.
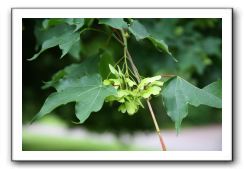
[
  {"x1": 99, "y1": 51, "x2": 114, "y2": 79},
  {"x1": 203, "y1": 80, "x2": 222, "y2": 98},
  {"x1": 178, "y1": 47, "x2": 207, "y2": 74},
  {"x1": 32, "y1": 74, "x2": 117, "y2": 123},
  {"x1": 42, "y1": 19, "x2": 65, "y2": 29},
  {"x1": 29, "y1": 31, "x2": 80, "y2": 60},
  {"x1": 43, "y1": 18, "x2": 85, "y2": 31},
  {"x1": 161, "y1": 76, "x2": 222, "y2": 133},
  {"x1": 147, "y1": 37, "x2": 177, "y2": 62},
  {"x1": 64, "y1": 18, "x2": 85, "y2": 31},
  {"x1": 128, "y1": 20, "x2": 176, "y2": 61},
  {"x1": 42, "y1": 56, "x2": 99, "y2": 90},
  {"x1": 99, "y1": 18, "x2": 128, "y2": 29},
  {"x1": 68, "y1": 40, "x2": 81, "y2": 60},
  {"x1": 59, "y1": 31, "x2": 81, "y2": 58},
  {"x1": 34, "y1": 24, "x2": 74, "y2": 47},
  {"x1": 32, "y1": 19, "x2": 84, "y2": 61},
  {"x1": 128, "y1": 20, "x2": 150, "y2": 40}
]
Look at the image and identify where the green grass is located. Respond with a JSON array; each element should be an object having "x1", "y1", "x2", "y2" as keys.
[
  {"x1": 22, "y1": 132, "x2": 149, "y2": 151},
  {"x1": 23, "y1": 115, "x2": 154, "y2": 151},
  {"x1": 35, "y1": 114, "x2": 67, "y2": 127}
]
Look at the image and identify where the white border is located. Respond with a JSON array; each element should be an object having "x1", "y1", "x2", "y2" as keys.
[{"x1": 12, "y1": 8, "x2": 232, "y2": 161}]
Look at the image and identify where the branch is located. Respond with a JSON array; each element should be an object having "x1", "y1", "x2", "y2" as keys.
[
  {"x1": 146, "y1": 100, "x2": 167, "y2": 151},
  {"x1": 121, "y1": 30, "x2": 167, "y2": 151}
]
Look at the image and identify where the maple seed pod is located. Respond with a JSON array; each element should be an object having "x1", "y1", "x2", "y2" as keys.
[
  {"x1": 103, "y1": 65, "x2": 164, "y2": 115},
  {"x1": 125, "y1": 32, "x2": 130, "y2": 38}
]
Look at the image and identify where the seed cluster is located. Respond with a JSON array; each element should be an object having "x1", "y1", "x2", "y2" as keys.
[{"x1": 103, "y1": 64, "x2": 163, "y2": 115}]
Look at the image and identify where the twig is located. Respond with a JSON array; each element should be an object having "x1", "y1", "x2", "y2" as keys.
[
  {"x1": 120, "y1": 29, "x2": 167, "y2": 151},
  {"x1": 126, "y1": 50, "x2": 141, "y2": 83},
  {"x1": 146, "y1": 100, "x2": 167, "y2": 151},
  {"x1": 113, "y1": 28, "x2": 123, "y2": 40},
  {"x1": 161, "y1": 74, "x2": 176, "y2": 78},
  {"x1": 112, "y1": 34, "x2": 124, "y2": 46}
]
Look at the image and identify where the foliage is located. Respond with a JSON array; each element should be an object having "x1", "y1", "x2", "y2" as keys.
[
  {"x1": 23, "y1": 18, "x2": 222, "y2": 134},
  {"x1": 162, "y1": 77, "x2": 221, "y2": 133},
  {"x1": 32, "y1": 74, "x2": 116, "y2": 124}
]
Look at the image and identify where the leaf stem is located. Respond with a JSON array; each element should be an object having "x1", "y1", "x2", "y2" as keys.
[
  {"x1": 120, "y1": 29, "x2": 167, "y2": 151},
  {"x1": 120, "y1": 29, "x2": 129, "y2": 77}
]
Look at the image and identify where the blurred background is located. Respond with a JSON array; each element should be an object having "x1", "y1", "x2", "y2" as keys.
[{"x1": 22, "y1": 18, "x2": 222, "y2": 151}]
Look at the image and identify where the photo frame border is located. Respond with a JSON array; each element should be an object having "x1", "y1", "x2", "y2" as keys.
[{"x1": 11, "y1": 8, "x2": 233, "y2": 162}]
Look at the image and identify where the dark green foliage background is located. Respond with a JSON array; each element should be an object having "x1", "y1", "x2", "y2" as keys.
[{"x1": 22, "y1": 18, "x2": 222, "y2": 134}]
